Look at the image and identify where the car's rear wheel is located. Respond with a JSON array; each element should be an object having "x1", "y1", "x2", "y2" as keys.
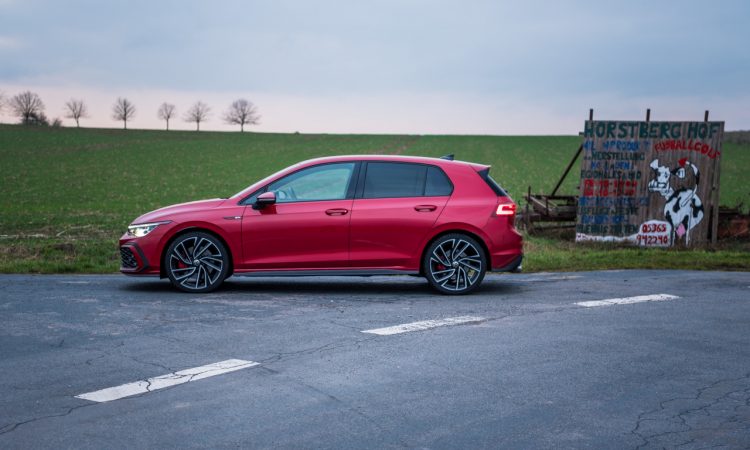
[
  {"x1": 424, "y1": 233, "x2": 487, "y2": 295},
  {"x1": 165, "y1": 232, "x2": 229, "y2": 293}
]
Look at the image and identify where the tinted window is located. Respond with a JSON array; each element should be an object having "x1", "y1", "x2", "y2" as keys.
[
  {"x1": 266, "y1": 163, "x2": 355, "y2": 203},
  {"x1": 478, "y1": 168, "x2": 508, "y2": 196},
  {"x1": 363, "y1": 162, "x2": 427, "y2": 198},
  {"x1": 425, "y1": 166, "x2": 453, "y2": 196}
]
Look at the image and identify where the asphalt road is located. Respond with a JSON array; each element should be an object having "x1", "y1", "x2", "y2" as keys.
[{"x1": 1, "y1": 270, "x2": 749, "y2": 449}]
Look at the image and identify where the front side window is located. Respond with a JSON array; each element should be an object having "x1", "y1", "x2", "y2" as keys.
[{"x1": 266, "y1": 163, "x2": 355, "y2": 203}]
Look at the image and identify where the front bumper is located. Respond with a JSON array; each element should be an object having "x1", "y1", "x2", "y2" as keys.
[
  {"x1": 119, "y1": 242, "x2": 154, "y2": 274},
  {"x1": 119, "y1": 228, "x2": 170, "y2": 276}
]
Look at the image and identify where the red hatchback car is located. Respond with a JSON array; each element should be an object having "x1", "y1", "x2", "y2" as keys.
[{"x1": 120, "y1": 155, "x2": 522, "y2": 294}]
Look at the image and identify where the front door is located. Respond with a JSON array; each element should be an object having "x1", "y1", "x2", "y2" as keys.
[{"x1": 241, "y1": 162, "x2": 357, "y2": 270}]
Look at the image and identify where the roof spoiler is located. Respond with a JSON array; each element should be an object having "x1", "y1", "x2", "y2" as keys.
[{"x1": 439, "y1": 154, "x2": 454, "y2": 161}]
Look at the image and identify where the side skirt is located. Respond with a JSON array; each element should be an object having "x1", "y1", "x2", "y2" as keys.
[{"x1": 231, "y1": 269, "x2": 420, "y2": 278}]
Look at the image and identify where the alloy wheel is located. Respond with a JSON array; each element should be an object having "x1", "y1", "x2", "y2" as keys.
[
  {"x1": 426, "y1": 235, "x2": 486, "y2": 294},
  {"x1": 167, "y1": 233, "x2": 228, "y2": 292}
]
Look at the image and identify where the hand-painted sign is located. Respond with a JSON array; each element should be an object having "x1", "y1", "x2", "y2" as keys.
[{"x1": 576, "y1": 120, "x2": 723, "y2": 247}]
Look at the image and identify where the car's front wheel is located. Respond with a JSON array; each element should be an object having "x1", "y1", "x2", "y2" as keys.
[
  {"x1": 165, "y1": 231, "x2": 229, "y2": 293},
  {"x1": 424, "y1": 233, "x2": 487, "y2": 295}
]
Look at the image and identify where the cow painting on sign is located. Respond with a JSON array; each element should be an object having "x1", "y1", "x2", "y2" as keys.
[{"x1": 647, "y1": 158, "x2": 704, "y2": 246}]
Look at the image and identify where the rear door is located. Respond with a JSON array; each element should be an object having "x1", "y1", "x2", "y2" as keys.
[{"x1": 348, "y1": 162, "x2": 452, "y2": 269}]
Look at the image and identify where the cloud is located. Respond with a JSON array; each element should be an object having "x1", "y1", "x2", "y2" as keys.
[
  {"x1": 0, "y1": 35, "x2": 21, "y2": 50},
  {"x1": 0, "y1": 1, "x2": 748, "y2": 132}
]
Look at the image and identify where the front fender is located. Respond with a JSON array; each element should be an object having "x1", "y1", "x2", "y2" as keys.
[{"x1": 158, "y1": 220, "x2": 243, "y2": 269}]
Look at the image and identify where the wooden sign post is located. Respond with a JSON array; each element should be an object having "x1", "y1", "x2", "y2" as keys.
[{"x1": 576, "y1": 116, "x2": 724, "y2": 247}]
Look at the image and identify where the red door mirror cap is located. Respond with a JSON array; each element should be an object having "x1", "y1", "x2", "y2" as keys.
[
  {"x1": 253, "y1": 191, "x2": 277, "y2": 210},
  {"x1": 257, "y1": 191, "x2": 276, "y2": 203}
]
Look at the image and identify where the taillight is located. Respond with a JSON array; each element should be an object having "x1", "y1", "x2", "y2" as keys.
[{"x1": 496, "y1": 203, "x2": 516, "y2": 216}]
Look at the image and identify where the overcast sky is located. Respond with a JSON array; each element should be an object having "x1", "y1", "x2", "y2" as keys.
[{"x1": 1, "y1": 0, "x2": 748, "y2": 134}]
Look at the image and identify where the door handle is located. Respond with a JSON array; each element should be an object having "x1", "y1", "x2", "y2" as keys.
[
  {"x1": 325, "y1": 208, "x2": 349, "y2": 216},
  {"x1": 414, "y1": 205, "x2": 437, "y2": 212}
]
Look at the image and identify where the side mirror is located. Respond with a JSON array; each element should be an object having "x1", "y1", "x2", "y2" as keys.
[{"x1": 253, "y1": 191, "x2": 276, "y2": 210}]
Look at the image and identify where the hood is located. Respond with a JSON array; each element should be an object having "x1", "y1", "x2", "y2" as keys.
[{"x1": 132, "y1": 198, "x2": 227, "y2": 224}]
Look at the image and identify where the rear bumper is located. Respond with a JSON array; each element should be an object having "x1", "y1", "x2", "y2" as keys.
[{"x1": 491, "y1": 254, "x2": 523, "y2": 273}]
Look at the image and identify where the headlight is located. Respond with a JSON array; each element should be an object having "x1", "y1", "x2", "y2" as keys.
[{"x1": 127, "y1": 220, "x2": 171, "y2": 237}]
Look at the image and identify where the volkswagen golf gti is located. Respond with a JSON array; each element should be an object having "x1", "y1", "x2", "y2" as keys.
[{"x1": 120, "y1": 155, "x2": 523, "y2": 294}]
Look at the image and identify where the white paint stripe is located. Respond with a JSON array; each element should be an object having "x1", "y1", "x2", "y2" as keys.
[
  {"x1": 75, "y1": 359, "x2": 258, "y2": 403},
  {"x1": 362, "y1": 316, "x2": 484, "y2": 336},
  {"x1": 576, "y1": 294, "x2": 680, "y2": 308},
  {"x1": 522, "y1": 275, "x2": 582, "y2": 282}
]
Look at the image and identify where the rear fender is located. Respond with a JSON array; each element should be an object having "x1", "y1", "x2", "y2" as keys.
[{"x1": 414, "y1": 223, "x2": 492, "y2": 271}]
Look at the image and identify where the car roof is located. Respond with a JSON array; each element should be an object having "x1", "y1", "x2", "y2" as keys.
[
  {"x1": 231, "y1": 154, "x2": 489, "y2": 200},
  {"x1": 298, "y1": 154, "x2": 488, "y2": 171}
]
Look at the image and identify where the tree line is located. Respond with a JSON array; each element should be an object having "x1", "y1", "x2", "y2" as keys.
[{"x1": 0, "y1": 90, "x2": 260, "y2": 132}]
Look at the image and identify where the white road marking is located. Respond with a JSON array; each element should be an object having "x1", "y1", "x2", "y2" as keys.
[
  {"x1": 548, "y1": 275, "x2": 583, "y2": 281},
  {"x1": 515, "y1": 275, "x2": 582, "y2": 282},
  {"x1": 59, "y1": 281, "x2": 91, "y2": 284},
  {"x1": 576, "y1": 294, "x2": 680, "y2": 308},
  {"x1": 362, "y1": 316, "x2": 485, "y2": 336},
  {"x1": 75, "y1": 359, "x2": 258, "y2": 403}
]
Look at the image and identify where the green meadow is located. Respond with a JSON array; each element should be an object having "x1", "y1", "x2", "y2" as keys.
[{"x1": 1, "y1": 125, "x2": 748, "y2": 273}]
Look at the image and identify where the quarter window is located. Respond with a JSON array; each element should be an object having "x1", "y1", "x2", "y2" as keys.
[{"x1": 425, "y1": 166, "x2": 453, "y2": 196}]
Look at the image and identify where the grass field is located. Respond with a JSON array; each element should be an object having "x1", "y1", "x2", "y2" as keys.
[{"x1": 1, "y1": 124, "x2": 748, "y2": 274}]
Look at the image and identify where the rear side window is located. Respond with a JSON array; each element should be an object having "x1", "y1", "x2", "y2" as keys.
[
  {"x1": 362, "y1": 162, "x2": 453, "y2": 198},
  {"x1": 363, "y1": 162, "x2": 426, "y2": 198},
  {"x1": 478, "y1": 168, "x2": 508, "y2": 196}
]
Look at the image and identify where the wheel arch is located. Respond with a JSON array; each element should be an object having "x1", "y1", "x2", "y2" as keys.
[
  {"x1": 160, "y1": 226, "x2": 235, "y2": 279},
  {"x1": 418, "y1": 228, "x2": 491, "y2": 276}
]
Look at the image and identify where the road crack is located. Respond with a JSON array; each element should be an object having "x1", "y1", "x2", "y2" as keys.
[
  {"x1": 631, "y1": 372, "x2": 750, "y2": 449},
  {"x1": 258, "y1": 366, "x2": 410, "y2": 448},
  {"x1": 0, "y1": 402, "x2": 96, "y2": 436}
]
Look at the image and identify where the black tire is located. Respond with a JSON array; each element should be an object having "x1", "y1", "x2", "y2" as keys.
[
  {"x1": 165, "y1": 231, "x2": 229, "y2": 293},
  {"x1": 423, "y1": 233, "x2": 487, "y2": 295}
]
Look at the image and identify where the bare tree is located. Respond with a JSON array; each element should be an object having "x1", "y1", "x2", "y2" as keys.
[
  {"x1": 0, "y1": 90, "x2": 6, "y2": 120},
  {"x1": 223, "y1": 99, "x2": 260, "y2": 132},
  {"x1": 184, "y1": 101, "x2": 210, "y2": 131},
  {"x1": 112, "y1": 97, "x2": 136, "y2": 129},
  {"x1": 157, "y1": 102, "x2": 176, "y2": 130},
  {"x1": 11, "y1": 91, "x2": 45, "y2": 124},
  {"x1": 64, "y1": 99, "x2": 88, "y2": 128}
]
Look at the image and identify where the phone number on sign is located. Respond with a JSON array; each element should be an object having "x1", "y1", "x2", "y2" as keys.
[
  {"x1": 641, "y1": 223, "x2": 667, "y2": 233},
  {"x1": 636, "y1": 234, "x2": 669, "y2": 245}
]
